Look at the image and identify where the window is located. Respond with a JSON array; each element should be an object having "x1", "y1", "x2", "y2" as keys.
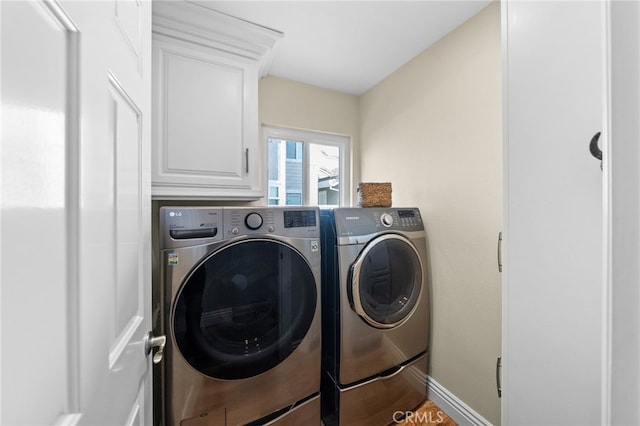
[
  {"x1": 286, "y1": 141, "x2": 300, "y2": 160},
  {"x1": 264, "y1": 126, "x2": 350, "y2": 207}
]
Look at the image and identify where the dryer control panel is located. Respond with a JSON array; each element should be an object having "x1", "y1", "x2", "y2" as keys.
[{"x1": 332, "y1": 207, "x2": 424, "y2": 237}]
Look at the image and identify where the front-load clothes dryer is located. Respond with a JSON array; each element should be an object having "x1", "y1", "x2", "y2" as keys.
[
  {"x1": 159, "y1": 207, "x2": 322, "y2": 426},
  {"x1": 320, "y1": 207, "x2": 429, "y2": 426}
]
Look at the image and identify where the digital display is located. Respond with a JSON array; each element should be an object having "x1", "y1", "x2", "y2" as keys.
[
  {"x1": 284, "y1": 210, "x2": 317, "y2": 228},
  {"x1": 398, "y1": 209, "x2": 416, "y2": 218}
]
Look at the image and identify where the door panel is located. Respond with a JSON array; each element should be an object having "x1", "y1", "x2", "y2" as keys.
[
  {"x1": 502, "y1": 1, "x2": 605, "y2": 423},
  {"x1": 115, "y1": 0, "x2": 144, "y2": 72},
  {"x1": 71, "y1": 0, "x2": 152, "y2": 424},
  {"x1": 1, "y1": 0, "x2": 152, "y2": 424},
  {"x1": 1, "y1": 1, "x2": 77, "y2": 423},
  {"x1": 110, "y1": 72, "x2": 144, "y2": 354}
]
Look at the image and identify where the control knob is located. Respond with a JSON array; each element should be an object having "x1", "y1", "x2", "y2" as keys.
[
  {"x1": 245, "y1": 212, "x2": 263, "y2": 230},
  {"x1": 381, "y1": 213, "x2": 394, "y2": 227}
]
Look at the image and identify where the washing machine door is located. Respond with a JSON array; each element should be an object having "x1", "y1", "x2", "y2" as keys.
[
  {"x1": 172, "y1": 239, "x2": 317, "y2": 380},
  {"x1": 350, "y1": 234, "x2": 423, "y2": 329}
]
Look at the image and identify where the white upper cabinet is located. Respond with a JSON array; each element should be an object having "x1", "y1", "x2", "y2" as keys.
[{"x1": 151, "y1": 1, "x2": 282, "y2": 200}]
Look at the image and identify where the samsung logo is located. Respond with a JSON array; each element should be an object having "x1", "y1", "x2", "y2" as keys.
[{"x1": 345, "y1": 216, "x2": 360, "y2": 220}]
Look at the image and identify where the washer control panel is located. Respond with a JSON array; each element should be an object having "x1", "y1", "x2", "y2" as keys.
[
  {"x1": 161, "y1": 206, "x2": 320, "y2": 248},
  {"x1": 333, "y1": 207, "x2": 424, "y2": 237},
  {"x1": 225, "y1": 207, "x2": 319, "y2": 237}
]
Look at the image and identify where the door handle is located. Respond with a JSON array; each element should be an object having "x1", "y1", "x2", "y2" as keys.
[
  {"x1": 496, "y1": 356, "x2": 502, "y2": 398},
  {"x1": 145, "y1": 331, "x2": 166, "y2": 364},
  {"x1": 589, "y1": 132, "x2": 603, "y2": 170},
  {"x1": 497, "y1": 232, "x2": 503, "y2": 273}
]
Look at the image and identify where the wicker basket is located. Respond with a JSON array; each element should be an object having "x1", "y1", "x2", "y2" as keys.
[{"x1": 357, "y1": 182, "x2": 392, "y2": 207}]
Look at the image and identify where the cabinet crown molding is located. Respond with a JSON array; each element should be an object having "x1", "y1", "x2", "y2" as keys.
[{"x1": 152, "y1": 0, "x2": 283, "y2": 77}]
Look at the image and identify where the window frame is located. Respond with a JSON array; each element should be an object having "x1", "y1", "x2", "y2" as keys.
[{"x1": 263, "y1": 125, "x2": 351, "y2": 207}]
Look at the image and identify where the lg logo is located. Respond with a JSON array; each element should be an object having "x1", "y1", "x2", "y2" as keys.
[{"x1": 169, "y1": 211, "x2": 183, "y2": 217}]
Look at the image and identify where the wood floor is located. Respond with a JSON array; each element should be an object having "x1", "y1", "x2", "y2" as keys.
[
  {"x1": 319, "y1": 399, "x2": 457, "y2": 426},
  {"x1": 394, "y1": 400, "x2": 458, "y2": 426}
]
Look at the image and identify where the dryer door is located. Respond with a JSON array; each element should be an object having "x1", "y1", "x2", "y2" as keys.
[
  {"x1": 172, "y1": 239, "x2": 317, "y2": 379},
  {"x1": 350, "y1": 234, "x2": 423, "y2": 329}
]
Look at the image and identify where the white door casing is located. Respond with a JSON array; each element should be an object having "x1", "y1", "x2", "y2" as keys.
[
  {"x1": 0, "y1": 1, "x2": 153, "y2": 424},
  {"x1": 607, "y1": 1, "x2": 640, "y2": 423}
]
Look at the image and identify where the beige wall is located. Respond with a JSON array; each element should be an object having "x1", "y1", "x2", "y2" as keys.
[
  {"x1": 359, "y1": 2, "x2": 502, "y2": 424},
  {"x1": 258, "y1": 4, "x2": 501, "y2": 422},
  {"x1": 258, "y1": 76, "x2": 361, "y2": 204}
]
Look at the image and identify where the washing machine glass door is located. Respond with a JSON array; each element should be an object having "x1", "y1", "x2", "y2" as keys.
[
  {"x1": 172, "y1": 239, "x2": 317, "y2": 380},
  {"x1": 350, "y1": 234, "x2": 423, "y2": 329}
]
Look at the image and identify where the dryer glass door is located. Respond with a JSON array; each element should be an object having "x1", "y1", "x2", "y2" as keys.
[
  {"x1": 172, "y1": 239, "x2": 317, "y2": 379},
  {"x1": 351, "y1": 234, "x2": 423, "y2": 328}
]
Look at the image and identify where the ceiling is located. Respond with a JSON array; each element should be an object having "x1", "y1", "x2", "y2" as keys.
[{"x1": 191, "y1": 1, "x2": 493, "y2": 96}]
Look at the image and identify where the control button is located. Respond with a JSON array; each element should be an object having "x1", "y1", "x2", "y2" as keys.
[
  {"x1": 381, "y1": 213, "x2": 394, "y2": 227},
  {"x1": 231, "y1": 227, "x2": 239, "y2": 235},
  {"x1": 245, "y1": 212, "x2": 263, "y2": 230},
  {"x1": 268, "y1": 225, "x2": 276, "y2": 233}
]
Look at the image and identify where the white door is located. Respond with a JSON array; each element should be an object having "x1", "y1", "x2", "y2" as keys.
[
  {"x1": 1, "y1": 1, "x2": 153, "y2": 424},
  {"x1": 502, "y1": 1, "x2": 606, "y2": 424}
]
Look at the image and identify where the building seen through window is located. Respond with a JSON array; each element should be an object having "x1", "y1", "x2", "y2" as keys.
[{"x1": 265, "y1": 127, "x2": 347, "y2": 206}]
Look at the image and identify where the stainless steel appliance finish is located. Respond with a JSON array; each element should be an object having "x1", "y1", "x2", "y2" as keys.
[
  {"x1": 160, "y1": 206, "x2": 321, "y2": 426},
  {"x1": 320, "y1": 207, "x2": 429, "y2": 426}
]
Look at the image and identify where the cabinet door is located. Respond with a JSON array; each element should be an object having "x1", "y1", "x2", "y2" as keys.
[
  {"x1": 152, "y1": 36, "x2": 262, "y2": 200},
  {"x1": 502, "y1": 1, "x2": 605, "y2": 424}
]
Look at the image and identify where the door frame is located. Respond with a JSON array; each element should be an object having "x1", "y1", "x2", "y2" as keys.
[{"x1": 604, "y1": 1, "x2": 640, "y2": 423}]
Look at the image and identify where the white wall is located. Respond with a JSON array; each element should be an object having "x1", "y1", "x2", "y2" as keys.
[{"x1": 359, "y1": 3, "x2": 502, "y2": 424}]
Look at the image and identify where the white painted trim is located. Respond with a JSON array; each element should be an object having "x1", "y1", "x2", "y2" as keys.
[
  {"x1": 601, "y1": 0, "x2": 612, "y2": 424},
  {"x1": 262, "y1": 125, "x2": 351, "y2": 208},
  {"x1": 152, "y1": 0, "x2": 282, "y2": 77},
  {"x1": 426, "y1": 376, "x2": 492, "y2": 426},
  {"x1": 607, "y1": 1, "x2": 640, "y2": 423},
  {"x1": 53, "y1": 413, "x2": 82, "y2": 426}
]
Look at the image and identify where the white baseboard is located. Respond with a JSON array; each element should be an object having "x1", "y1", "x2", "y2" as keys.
[{"x1": 426, "y1": 376, "x2": 493, "y2": 426}]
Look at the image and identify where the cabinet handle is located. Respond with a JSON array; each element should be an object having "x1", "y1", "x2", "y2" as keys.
[
  {"x1": 245, "y1": 148, "x2": 249, "y2": 174},
  {"x1": 497, "y1": 231, "x2": 503, "y2": 272},
  {"x1": 496, "y1": 356, "x2": 502, "y2": 398},
  {"x1": 589, "y1": 131, "x2": 603, "y2": 170}
]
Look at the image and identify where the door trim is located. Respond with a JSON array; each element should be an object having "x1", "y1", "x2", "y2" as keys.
[{"x1": 604, "y1": 1, "x2": 640, "y2": 423}]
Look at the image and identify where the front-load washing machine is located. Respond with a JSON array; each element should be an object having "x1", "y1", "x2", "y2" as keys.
[
  {"x1": 159, "y1": 206, "x2": 321, "y2": 425},
  {"x1": 320, "y1": 207, "x2": 429, "y2": 426}
]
